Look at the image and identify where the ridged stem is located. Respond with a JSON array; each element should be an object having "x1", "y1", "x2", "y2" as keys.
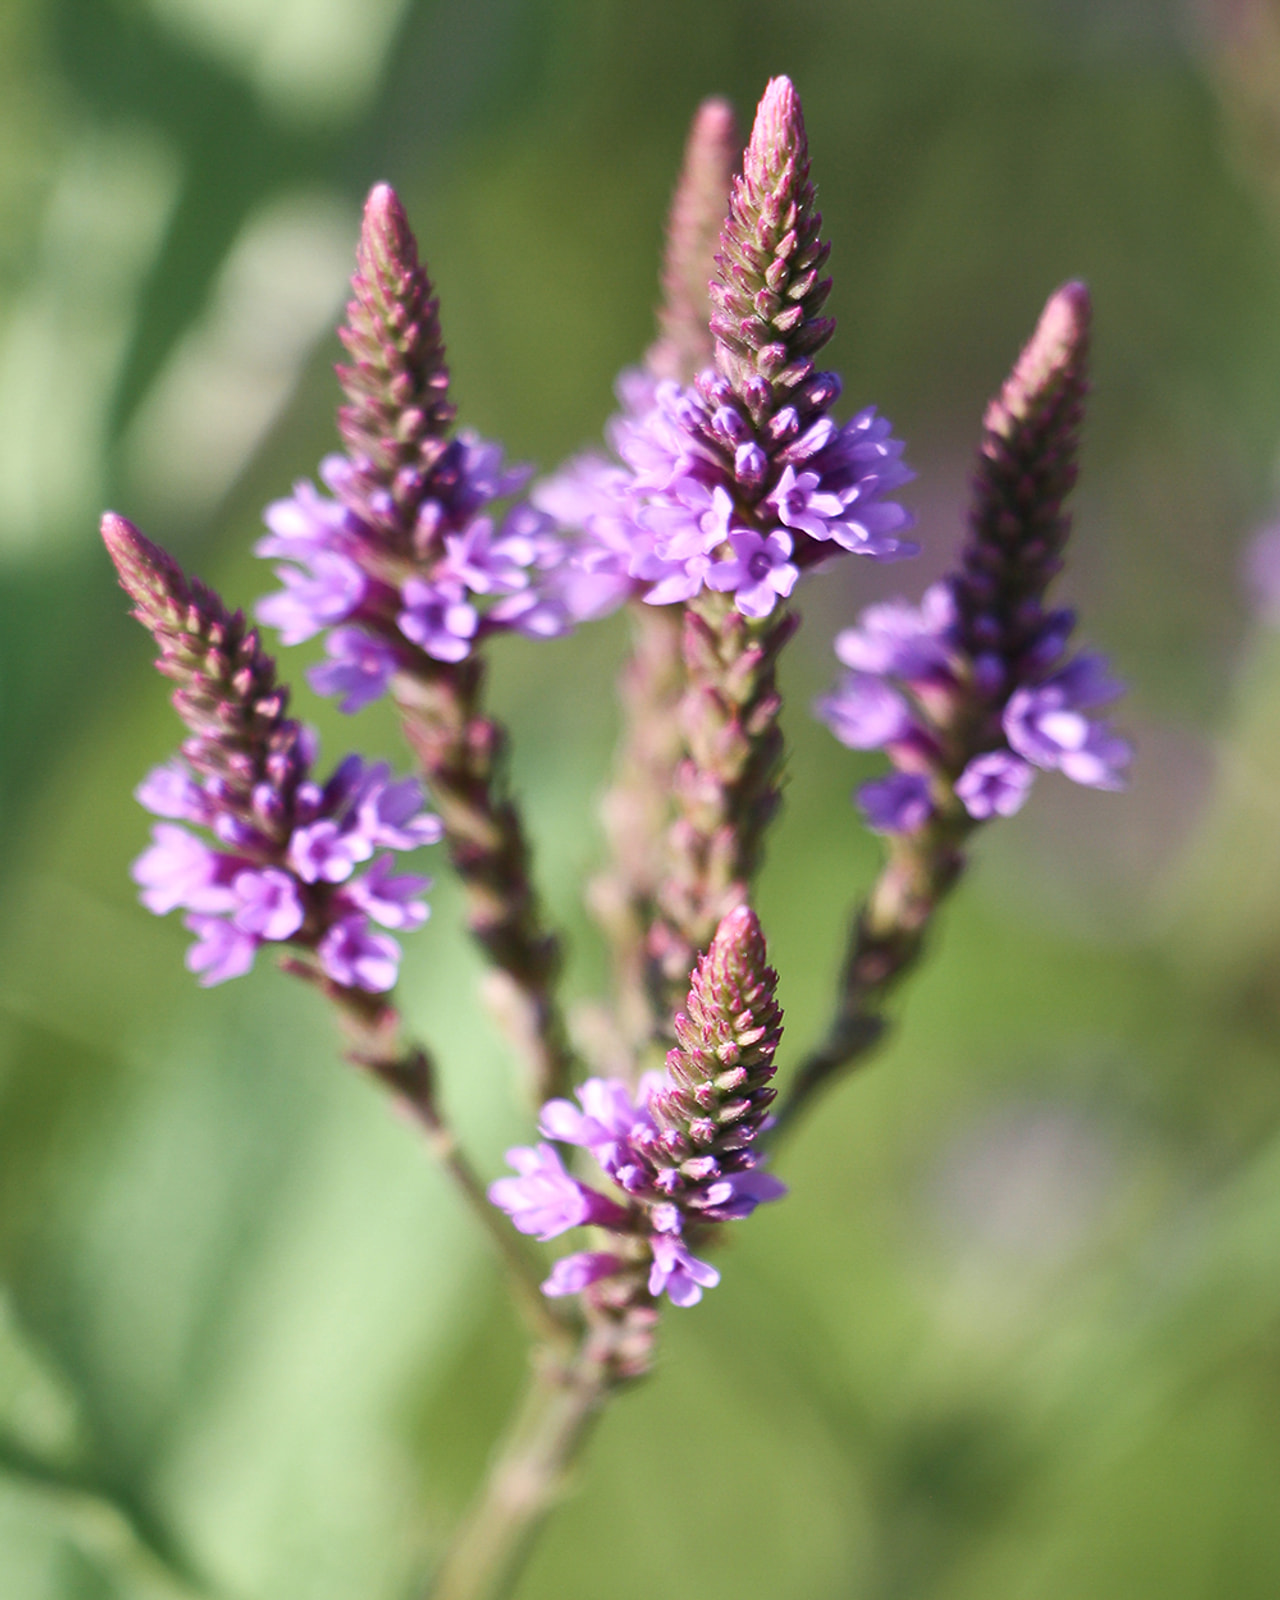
[
  {"x1": 392, "y1": 661, "x2": 576, "y2": 1107},
  {"x1": 289, "y1": 961, "x2": 573, "y2": 1346},
  {"x1": 650, "y1": 592, "x2": 797, "y2": 1026},
  {"x1": 424, "y1": 1319, "x2": 643, "y2": 1600}
]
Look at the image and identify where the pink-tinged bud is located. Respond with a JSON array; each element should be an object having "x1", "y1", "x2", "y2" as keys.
[
  {"x1": 650, "y1": 904, "x2": 783, "y2": 1157},
  {"x1": 102, "y1": 513, "x2": 305, "y2": 824},
  {"x1": 710, "y1": 76, "x2": 833, "y2": 424},
  {"x1": 335, "y1": 183, "x2": 456, "y2": 549},
  {"x1": 102, "y1": 511, "x2": 194, "y2": 633},
  {"x1": 983, "y1": 281, "x2": 1091, "y2": 446},
  {"x1": 647, "y1": 97, "x2": 742, "y2": 384},
  {"x1": 952, "y1": 282, "x2": 1093, "y2": 669}
]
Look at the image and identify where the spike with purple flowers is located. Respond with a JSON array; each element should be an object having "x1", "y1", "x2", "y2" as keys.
[
  {"x1": 254, "y1": 183, "x2": 574, "y2": 1104},
  {"x1": 782, "y1": 282, "x2": 1131, "y2": 1130},
  {"x1": 104, "y1": 514, "x2": 440, "y2": 994},
  {"x1": 490, "y1": 905, "x2": 786, "y2": 1313},
  {"x1": 537, "y1": 78, "x2": 918, "y2": 1026}
]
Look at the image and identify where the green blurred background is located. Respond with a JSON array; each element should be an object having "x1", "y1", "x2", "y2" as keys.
[{"x1": 5, "y1": 0, "x2": 1280, "y2": 1595}]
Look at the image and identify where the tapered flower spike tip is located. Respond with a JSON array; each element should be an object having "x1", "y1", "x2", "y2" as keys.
[
  {"x1": 337, "y1": 181, "x2": 455, "y2": 536},
  {"x1": 951, "y1": 279, "x2": 1093, "y2": 670},
  {"x1": 652, "y1": 900, "x2": 783, "y2": 1156},
  {"x1": 705, "y1": 902, "x2": 772, "y2": 997},
  {"x1": 101, "y1": 510, "x2": 188, "y2": 627},
  {"x1": 648, "y1": 96, "x2": 742, "y2": 383},
  {"x1": 709, "y1": 75, "x2": 833, "y2": 423},
  {"x1": 985, "y1": 280, "x2": 1091, "y2": 443},
  {"x1": 747, "y1": 75, "x2": 807, "y2": 181}
]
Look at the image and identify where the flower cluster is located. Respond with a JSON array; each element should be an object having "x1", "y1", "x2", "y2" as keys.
[
  {"x1": 536, "y1": 78, "x2": 915, "y2": 623},
  {"x1": 135, "y1": 752, "x2": 440, "y2": 988},
  {"x1": 104, "y1": 514, "x2": 441, "y2": 990},
  {"x1": 490, "y1": 905, "x2": 786, "y2": 1307},
  {"x1": 255, "y1": 185, "x2": 571, "y2": 714},
  {"x1": 815, "y1": 282, "x2": 1131, "y2": 835}
]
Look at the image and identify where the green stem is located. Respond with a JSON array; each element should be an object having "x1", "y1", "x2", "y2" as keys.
[
  {"x1": 425, "y1": 1321, "x2": 641, "y2": 1600},
  {"x1": 394, "y1": 661, "x2": 576, "y2": 1107},
  {"x1": 292, "y1": 965, "x2": 574, "y2": 1349}
]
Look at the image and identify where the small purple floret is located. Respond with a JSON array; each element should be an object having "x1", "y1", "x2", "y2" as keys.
[
  {"x1": 1004, "y1": 655, "x2": 1130, "y2": 790},
  {"x1": 231, "y1": 868, "x2": 305, "y2": 940},
  {"x1": 398, "y1": 578, "x2": 479, "y2": 662},
  {"x1": 184, "y1": 914, "x2": 258, "y2": 986},
  {"x1": 648, "y1": 1236, "x2": 720, "y2": 1308},
  {"x1": 857, "y1": 772, "x2": 934, "y2": 834},
  {"x1": 814, "y1": 673, "x2": 914, "y2": 751},
  {"x1": 309, "y1": 628, "x2": 398, "y2": 713},
  {"x1": 316, "y1": 915, "x2": 401, "y2": 992},
  {"x1": 955, "y1": 751, "x2": 1036, "y2": 820},
  {"x1": 488, "y1": 1144, "x2": 625, "y2": 1241},
  {"x1": 542, "y1": 1252, "x2": 625, "y2": 1297}
]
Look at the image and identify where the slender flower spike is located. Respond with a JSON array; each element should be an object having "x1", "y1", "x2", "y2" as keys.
[
  {"x1": 538, "y1": 76, "x2": 915, "y2": 625},
  {"x1": 335, "y1": 183, "x2": 458, "y2": 544},
  {"x1": 535, "y1": 79, "x2": 917, "y2": 1021},
  {"x1": 104, "y1": 514, "x2": 440, "y2": 991},
  {"x1": 251, "y1": 181, "x2": 575, "y2": 1104},
  {"x1": 709, "y1": 75, "x2": 835, "y2": 425},
  {"x1": 490, "y1": 905, "x2": 786, "y2": 1310},
  {"x1": 254, "y1": 184, "x2": 570, "y2": 704},
  {"x1": 647, "y1": 97, "x2": 742, "y2": 384},
  {"x1": 816, "y1": 282, "x2": 1131, "y2": 836}
]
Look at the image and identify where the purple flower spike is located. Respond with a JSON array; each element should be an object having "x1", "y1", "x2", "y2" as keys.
[
  {"x1": 539, "y1": 77, "x2": 914, "y2": 628},
  {"x1": 817, "y1": 283, "x2": 1128, "y2": 856},
  {"x1": 492, "y1": 904, "x2": 786, "y2": 1312},
  {"x1": 857, "y1": 772, "x2": 933, "y2": 834},
  {"x1": 254, "y1": 182, "x2": 573, "y2": 677},
  {"x1": 104, "y1": 515, "x2": 439, "y2": 995}
]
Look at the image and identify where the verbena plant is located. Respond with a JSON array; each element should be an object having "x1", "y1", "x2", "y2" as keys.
[{"x1": 102, "y1": 76, "x2": 1129, "y2": 1600}]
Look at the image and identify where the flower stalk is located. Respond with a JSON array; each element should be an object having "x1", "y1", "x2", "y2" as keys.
[
  {"x1": 777, "y1": 280, "x2": 1128, "y2": 1135},
  {"x1": 253, "y1": 183, "x2": 576, "y2": 1105}
]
